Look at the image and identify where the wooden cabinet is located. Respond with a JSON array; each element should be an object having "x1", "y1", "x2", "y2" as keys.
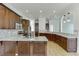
[
  {"x1": 4, "y1": 8, "x2": 20, "y2": 29},
  {"x1": 0, "y1": 5, "x2": 5, "y2": 29},
  {"x1": 32, "y1": 41, "x2": 47, "y2": 56},
  {"x1": 18, "y1": 41, "x2": 30, "y2": 56},
  {"x1": 9, "y1": 11, "x2": 15, "y2": 29},
  {"x1": 3, "y1": 41, "x2": 16, "y2": 56},
  {"x1": 0, "y1": 4, "x2": 20, "y2": 29},
  {"x1": 0, "y1": 41, "x2": 47, "y2": 56},
  {"x1": 39, "y1": 32, "x2": 77, "y2": 52},
  {"x1": 15, "y1": 14, "x2": 20, "y2": 23},
  {"x1": 61, "y1": 37, "x2": 67, "y2": 51},
  {"x1": 40, "y1": 33, "x2": 52, "y2": 41},
  {"x1": 4, "y1": 8, "x2": 10, "y2": 29},
  {"x1": 22, "y1": 20, "x2": 29, "y2": 31},
  {"x1": 18, "y1": 41, "x2": 47, "y2": 56},
  {"x1": 0, "y1": 41, "x2": 4, "y2": 56},
  {"x1": 9, "y1": 11, "x2": 18, "y2": 29},
  {"x1": 53, "y1": 34, "x2": 77, "y2": 52}
]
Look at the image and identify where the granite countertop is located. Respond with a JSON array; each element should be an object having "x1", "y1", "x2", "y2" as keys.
[
  {"x1": 39, "y1": 31, "x2": 77, "y2": 38},
  {"x1": 0, "y1": 35, "x2": 48, "y2": 41},
  {"x1": 53, "y1": 32, "x2": 77, "y2": 38},
  {"x1": 0, "y1": 29, "x2": 48, "y2": 41}
]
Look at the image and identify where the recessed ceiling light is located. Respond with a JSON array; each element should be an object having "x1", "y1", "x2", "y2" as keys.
[
  {"x1": 26, "y1": 10, "x2": 29, "y2": 13},
  {"x1": 40, "y1": 10, "x2": 43, "y2": 13},
  {"x1": 53, "y1": 10, "x2": 56, "y2": 13}
]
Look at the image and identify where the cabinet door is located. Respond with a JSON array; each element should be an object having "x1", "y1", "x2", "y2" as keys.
[
  {"x1": 46, "y1": 33, "x2": 52, "y2": 41},
  {"x1": 0, "y1": 5, "x2": 5, "y2": 29},
  {"x1": 4, "y1": 8, "x2": 10, "y2": 29},
  {"x1": 9, "y1": 11, "x2": 15, "y2": 29},
  {"x1": 3, "y1": 41, "x2": 16, "y2": 56},
  {"x1": 62, "y1": 37, "x2": 67, "y2": 50},
  {"x1": 15, "y1": 14, "x2": 20, "y2": 23},
  {"x1": 32, "y1": 42, "x2": 47, "y2": 56},
  {"x1": 0, "y1": 41, "x2": 4, "y2": 56},
  {"x1": 67, "y1": 39, "x2": 77, "y2": 52},
  {"x1": 18, "y1": 41, "x2": 30, "y2": 56}
]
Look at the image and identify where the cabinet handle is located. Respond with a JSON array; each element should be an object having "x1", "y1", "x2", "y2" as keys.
[
  {"x1": 1, "y1": 41, "x2": 3, "y2": 46},
  {"x1": 16, "y1": 41, "x2": 18, "y2": 45}
]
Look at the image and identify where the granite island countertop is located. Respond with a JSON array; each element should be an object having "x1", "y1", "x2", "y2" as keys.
[
  {"x1": 0, "y1": 35, "x2": 48, "y2": 41},
  {"x1": 0, "y1": 29, "x2": 48, "y2": 41}
]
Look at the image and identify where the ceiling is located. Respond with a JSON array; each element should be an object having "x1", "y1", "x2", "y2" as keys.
[{"x1": 4, "y1": 3, "x2": 73, "y2": 19}]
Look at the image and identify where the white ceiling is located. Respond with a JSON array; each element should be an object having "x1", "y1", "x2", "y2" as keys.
[{"x1": 4, "y1": 3, "x2": 73, "y2": 19}]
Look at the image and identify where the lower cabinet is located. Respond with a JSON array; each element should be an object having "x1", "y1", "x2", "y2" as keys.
[
  {"x1": 18, "y1": 41, "x2": 30, "y2": 56},
  {"x1": 0, "y1": 41, "x2": 4, "y2": 56},
  {"x1": 54, "y1": 34, "x2": 77, "y2": 52},
  {"x1": 39, "y1": 32, "x2": 77, "y2": 52},
  {"x1": 3, "y1": 41, "x2": 16, "y2": 56},
  {"x1": 18, "y1": 41, "x2": 47, "y2": 56},
  {"x1": 0, "y1": 41, "x2": 47, "y2": 56},
  {"x1": 40, "y1": 33, "x2": 52, "y2": 41},
  {"x1": 32, "y1": 41, "x2": 47, "y2": 56}
]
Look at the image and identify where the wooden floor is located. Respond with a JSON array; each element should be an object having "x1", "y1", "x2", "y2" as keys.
[{"x1": 47, "y1": 41, "x2": 79, "y2": 56}]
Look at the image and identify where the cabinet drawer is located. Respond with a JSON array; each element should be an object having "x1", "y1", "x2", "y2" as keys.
[
  {"x1": 18, "y1": 41, "x2": 30, "y2": 56},
  {"x1": 32, "y1": 42, "x2": 47, "y2": 56}
]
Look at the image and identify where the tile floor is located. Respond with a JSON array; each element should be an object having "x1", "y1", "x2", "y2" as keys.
[{"x1": 47, "y1": 41, "x2": 79, "y2": 56}]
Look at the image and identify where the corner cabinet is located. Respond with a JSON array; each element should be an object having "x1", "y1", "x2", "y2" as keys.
[
  {"x1": 53, "y1": 34, "x2": 77, "y2": 52},
  {"x1": 39, "y1": 33, "x2": 52, "y2": 41}
]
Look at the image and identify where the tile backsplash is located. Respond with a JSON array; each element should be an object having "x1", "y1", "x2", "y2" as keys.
[{"x1": 0, "y1": 29, "x2": 18, "y2": 37}]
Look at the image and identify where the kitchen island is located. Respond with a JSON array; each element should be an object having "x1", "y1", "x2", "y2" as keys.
[{"x1": 0, "y1": 34, "x2": 48, "y2": 56}]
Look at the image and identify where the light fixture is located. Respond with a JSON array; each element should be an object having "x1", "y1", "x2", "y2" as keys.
[
  {"x1": 40, "y1": 10, "x2": 43, "y2": 13},
  {"x1": 64, "y1": 21, "x2": 66, "y2": 23},
  {"x1": 67, "y1": 19, "x2": 71, "y2": 22},
  {"x1": 26, "y1": 10, "x2": 29, "y2": 13},
  {"x1": 53, "y1": 10, "x2": 56, "y2": 13}
]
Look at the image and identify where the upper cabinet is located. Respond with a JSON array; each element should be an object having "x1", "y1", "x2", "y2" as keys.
[
  {"x1": 22, "y1": 19, "x2": 29, "y2": 31},
  {"x1": 0, "y1": 4, "x2": 21, "y2": 29},
  {"x1": 0, "y1": 4, "x2": 6, "y2": 29}
]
